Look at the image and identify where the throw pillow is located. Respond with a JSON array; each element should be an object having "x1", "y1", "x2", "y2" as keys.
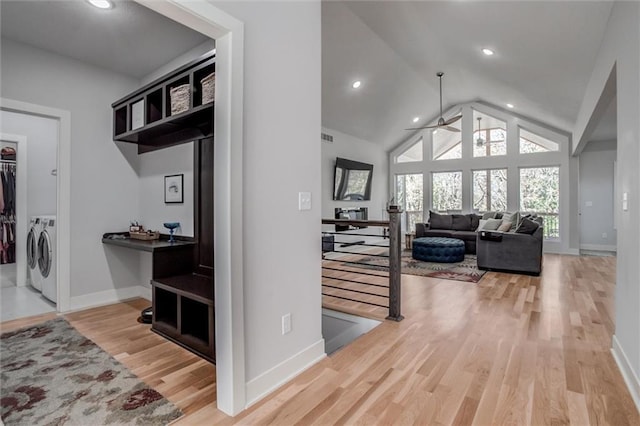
[
  {"x1": 476, "y1": 219, "x2": 488, "y2": 231},
  {"x1": 481, "y1": 211, "x2": 497, "y2": 220},
  {"x1": 469, "y1": 214, "x2": 481, "y2": 231},
  {"x1": 501, "y1": 211, "x2": 521, "y2": 232},
  {"x1": 516, "y1": 217, "x2": 540, "y2": 234},
  {"x1": 481, "y1": 218, "x2": 502, "y2": 231},
  {"x1": 451, "y1": 214, "x2": 472, "y2": 231},
  {"x1": 497, "y1": 221, "x2": 513, "y2": 232},
  {"x1": 429, "y1": 210, "x2": 452, "y2": 230}
]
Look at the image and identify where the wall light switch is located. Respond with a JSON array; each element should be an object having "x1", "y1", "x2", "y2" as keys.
[
  {"x1": 623, "y1": 192, "x2": 629, "y2": 211},
  {"x1": 585, "y1": 201, "x2": 593, "y2": 207},
  {"x1": 282, "y1": 313, "x2": 291, "y2": 335},
  {"x1": 299, "y1": 192, "x2": 312, "y2": 211}
]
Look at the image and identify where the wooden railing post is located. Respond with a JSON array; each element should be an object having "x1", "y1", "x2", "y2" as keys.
[{"x1": 387, "y1": 207, "x2": 404, "y2": 321}]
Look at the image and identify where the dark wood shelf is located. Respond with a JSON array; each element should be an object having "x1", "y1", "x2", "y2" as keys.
[
  {"x1": 152, "y1": 273, "x2": 213, "y2": 305},
  {"x1": 101, "y1": 232, "x2": 196, "y2": 253},
  {"x1": 112, "y1": 51, "x2": 215, "y2": 154},
  {"x1": 114, "y1": 103, "x2": 213, "y2": 151}
]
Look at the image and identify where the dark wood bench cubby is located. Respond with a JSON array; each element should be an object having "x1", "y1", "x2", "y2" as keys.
[{"x1": 152, "y1": 273, "x2": 214, "y2": 362}]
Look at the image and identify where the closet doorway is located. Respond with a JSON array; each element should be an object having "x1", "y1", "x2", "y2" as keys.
[{"x1": 0, "y1": 112, "x2": 58, "y2": 321}]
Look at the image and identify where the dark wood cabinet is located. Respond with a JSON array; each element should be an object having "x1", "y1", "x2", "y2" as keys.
[
  {"x1": 112, "y1": 51, "x2": 215, "y2": 154},
  {"x1": 109, "y1": 51, "x2": 217, "y2": 363}
]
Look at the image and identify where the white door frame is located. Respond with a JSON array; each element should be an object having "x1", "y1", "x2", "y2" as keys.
[
  {"x1": 135, "y1": 0, "x2": 246, "y2": 416},
  {"x1": 0, "y1": 100, "x2": 71, "y2": 313},
  {"x1": 0, "y1": 133, "x2": 27, "y2": 287}
]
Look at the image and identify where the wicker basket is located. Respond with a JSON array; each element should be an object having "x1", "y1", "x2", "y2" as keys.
[
  {"x1": 201, "y1": 73, "x2": 215, "y2": 104},
  {"x1": 129, "y1": 231, "x2": 160, "y2": 241},
  {"x1": 170, "y1": 84, "x2": 190, "y2": 115}
]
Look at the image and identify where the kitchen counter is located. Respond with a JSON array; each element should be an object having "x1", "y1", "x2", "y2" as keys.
[{"x1": 101, "y1": 232, "x2": 196, "y2": 253}]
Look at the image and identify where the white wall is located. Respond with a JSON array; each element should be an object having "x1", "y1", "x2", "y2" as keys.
[
  {"x1": 212, "y1": 0, "x2": 323, "y2": 403},
  {"x1": 573, "y1": 1, "x2": 640, "y2": 408},
  {"x1": 1, "y1": 38, "x2": 142, "y2": 299},
  {"x1": 579, "y1": 140, "x2": 617, "y2": 250},
  {"x1": 321, "y1": 127, "x2": 388, "y2": 221},
  {"x1": 0, "y1": 111, "x2": 58, "y2": 218},
  {"x1": 140, "y1": 40, "x2": 215, "y2": 86},
  {"x1": 138, "y1": 142, "x2": 195, "y2": 237}
]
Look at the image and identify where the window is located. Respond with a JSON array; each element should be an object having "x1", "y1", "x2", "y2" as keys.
[
  {"x1": 519, "y1": 128, "x2": 560, "y2": 153},
  {"x1": 396, "y1": 138, "x2": 423, "y2": 163},
  {"x1": 432, "y1": 171, "x2": 462, "y2": 212},
  {"x1": 473, "y1": 169, "x2": 507, "y2": 212},
  {"x1": 520, "y1": 166, "x2": 560, "y2": 238},
  {"x1": 396, "y1": 174, "x2": 423, "y2": 233},
  {"x1": 473, "y1": 110, "x2": 506, "y2": 157},
  {"x1": 433, "y1": 111, "x2": 462, "y2": 160}
]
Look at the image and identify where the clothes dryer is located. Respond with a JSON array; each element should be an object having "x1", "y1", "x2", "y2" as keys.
[
  {"x1": 37, "y1": 216, "x2": 57, "y2": 303},
  {"x1": 27, "y1": 216, "x2": 42, "y2": 291}
]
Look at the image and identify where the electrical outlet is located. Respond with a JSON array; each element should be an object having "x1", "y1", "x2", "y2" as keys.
[
  {"x1": 282, "y1": 313, "x2": 291, "y2": 335},
  {"x1": 602, "y1": 232, "x2": 608, "y2": 239}
]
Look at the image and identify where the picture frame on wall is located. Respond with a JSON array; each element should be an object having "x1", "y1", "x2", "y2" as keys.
[{"x1": 164, "y1": 174, "x2": 184, "y2": 204}]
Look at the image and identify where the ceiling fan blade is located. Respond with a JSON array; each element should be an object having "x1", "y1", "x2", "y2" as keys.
[
  {"x1": 404, "y1": 123, "x2": 440, "y2": 130},
  {"x1": 443, "y1": 126, "x2": 461, "y2": 133},
  {"x1": 444, "y1": 115, "x2": 462, "y2": 126}
]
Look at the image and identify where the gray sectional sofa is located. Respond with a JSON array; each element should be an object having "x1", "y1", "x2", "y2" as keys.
[{"x1": 415, "y1": 211, "x2": 544, "y2": 275}]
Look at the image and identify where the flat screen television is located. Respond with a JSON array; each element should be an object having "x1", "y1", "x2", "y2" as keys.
[{"x1": 333, "y1": 157, "x2": 373, "y2": 201}]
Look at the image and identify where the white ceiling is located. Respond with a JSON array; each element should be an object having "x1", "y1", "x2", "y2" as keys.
[
  {"x1": 322, "y1": 1, "x2": 615, "y2": 150},
  {"x1": 0, "y1": 0, "x2": 209, "y2": 78}
]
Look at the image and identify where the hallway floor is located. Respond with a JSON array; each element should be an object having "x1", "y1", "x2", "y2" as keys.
[{"x1": 1, "y1": 285, "x2": 55, "y2": 322}]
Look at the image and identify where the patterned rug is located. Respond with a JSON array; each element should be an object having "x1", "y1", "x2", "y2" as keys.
[
  {"x1": 342, "y1": 249, "x2": 486, "y2": 283},
  {"x1": 1, "y1": 318, "x2": 182, "y2": 425}
]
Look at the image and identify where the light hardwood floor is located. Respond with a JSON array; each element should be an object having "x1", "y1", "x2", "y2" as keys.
[{"x1": 1, "y1": 254, "x2": 638, "y2": 425}]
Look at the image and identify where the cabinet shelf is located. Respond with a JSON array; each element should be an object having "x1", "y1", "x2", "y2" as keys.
[{"x1": 112, "y1": 51, "x2": 215, "y2": 154}]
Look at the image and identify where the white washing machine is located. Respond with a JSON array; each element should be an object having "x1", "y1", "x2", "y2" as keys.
[
  {"x1": 37, "y1": 215, "x2": 57, "y2": 303},
  {"x1": 27, "y1": 216, "x2": 42, "y2": 291}
]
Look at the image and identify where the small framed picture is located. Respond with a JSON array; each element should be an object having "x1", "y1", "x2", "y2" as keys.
[{"x1": 164, "y1": 174, "x2": 184, "y2": 204}]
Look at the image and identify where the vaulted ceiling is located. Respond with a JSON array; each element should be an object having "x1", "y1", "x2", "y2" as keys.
[{"x1": 322, "y1": 1, "x2": 614, "y2": 151}]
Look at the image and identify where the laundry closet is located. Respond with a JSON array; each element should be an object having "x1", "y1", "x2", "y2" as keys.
[{"x1": 0, "y1": 113, "x2": 58, "y2": 320}]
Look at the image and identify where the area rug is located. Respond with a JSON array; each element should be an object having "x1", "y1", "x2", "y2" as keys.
[
  {"x1": 1, "y1": 318, "x2": 182, "y2": 425},
  {"x1": 341, "y1": 249, "x2": 486, "y2": 283}
]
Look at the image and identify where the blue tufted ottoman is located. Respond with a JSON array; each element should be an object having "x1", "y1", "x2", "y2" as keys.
[{"x1": 412, "y1": 237, "x2": 465, "y2": 263}]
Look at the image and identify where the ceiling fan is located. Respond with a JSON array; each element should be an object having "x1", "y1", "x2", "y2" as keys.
[{"x1": 406, "y1": 72, "x2": 462, "y2": 132}]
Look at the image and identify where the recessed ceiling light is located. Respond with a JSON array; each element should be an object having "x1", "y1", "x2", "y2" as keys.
[
  {"x1": 352, "y1": 80, "x2": 362, "y2": 89},
  {"x1": 412, "y1": 117, "x2": 420, "y2": 123},
  {"x1": 87, "y1": 0, "x2": 114, "y2": 9},
  {"x1": 482, "y1": 48, "x2": 495, "y2": 56},
  {"x1": 506, "y1": 103, "x2": 514, "y2": 108},
  {"x1": 432, "y1": 130, "x2": 438, "y2": 135}
]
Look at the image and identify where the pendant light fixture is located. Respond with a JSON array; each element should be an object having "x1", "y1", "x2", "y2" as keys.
[{"x1": 476, "y1": 117, "x2": 485, "y2": 147}]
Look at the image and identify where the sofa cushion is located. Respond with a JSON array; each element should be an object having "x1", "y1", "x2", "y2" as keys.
[
  {"x1": 451, "y1": 231, "x2": 477, "y2": 242},
  {"x1": 429, "y1": 211, "x2": 452, "y2": 230},
  {"x1": 480, "y1": 218, "x2": 502, "y2": 231},
  {"x1": 501, "y1": 211, "x2": 521, "y2": 231},
  {"x1": 497, "y1": 221, "x2": 513, "y2": 232},
  {"x1": 516, "y1": 217, "x2": 540, "y2": 234},
  {"x1": 481, "y1": 211, "x2": 497, "y2": 220},
  {"x1": 451, "y1": 214, "x2": 472, "y2": 231},
  {"x1": 423, "y1": 229, "x2": 455, "y2": 238},
  {"x1": 469, "y1": 214, "x2": 481, "y2": 231}
]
